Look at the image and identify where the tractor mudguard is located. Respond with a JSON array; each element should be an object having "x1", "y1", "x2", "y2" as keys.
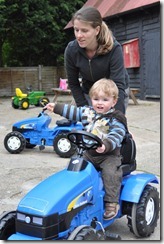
[{"x1": 120, "y1": 173, "x2": 159, "y2": 203}]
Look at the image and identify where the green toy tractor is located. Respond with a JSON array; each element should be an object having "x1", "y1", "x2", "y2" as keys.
[{"x1": 12, "y1": 88, "x2": 50, "y2": 110}]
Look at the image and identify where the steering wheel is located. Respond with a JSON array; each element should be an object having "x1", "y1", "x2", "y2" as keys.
[
  {"x1": 67, "y1": 130, "x2": 102, "y2": 150},
  {"x1": 37, "y1": 108, "x2": 47, "y2": 117}
]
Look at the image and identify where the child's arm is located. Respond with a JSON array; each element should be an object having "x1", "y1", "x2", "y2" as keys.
[
  {"x1": 44, "y1": 102, "x2": 84, "y2": 122},
  {"x1": 102, "y1": 119, "x2": 126, "y2": 153}
]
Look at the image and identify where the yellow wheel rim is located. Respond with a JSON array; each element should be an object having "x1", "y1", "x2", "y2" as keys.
[{"x1": 22, "y1": 102, "x2": 29, "y2": 108}]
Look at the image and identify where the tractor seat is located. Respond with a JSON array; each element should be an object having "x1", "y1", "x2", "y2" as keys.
[
  {"x1": 120, "y1": 135, "x2": 137, "y2": 176},
  {"x1": 15, "y1": 88, "x2": 27, "y2": 98},
  {"x1": 56, "y1": 119, "x2": 73, "y2": 126},
  {"x1": 121, "y1": 160, "x2": 137, "y2": 176}
]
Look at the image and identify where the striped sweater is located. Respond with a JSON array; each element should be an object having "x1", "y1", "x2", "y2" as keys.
[{"x1": 54, "y1": 104, "x2": 126, "y2": 154}]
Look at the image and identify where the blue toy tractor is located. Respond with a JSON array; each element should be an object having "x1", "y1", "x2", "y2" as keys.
[
  {"x1": 0, "y1": 130, "x2": 159, "y2": 240},
  {"x1": 4, "y1": 109, "x2": 83, "y2": 158}
]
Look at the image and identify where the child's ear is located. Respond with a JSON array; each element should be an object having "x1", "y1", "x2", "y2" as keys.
[{"x1": 113, "y1": 98, "x2": 118, "y2": 107}]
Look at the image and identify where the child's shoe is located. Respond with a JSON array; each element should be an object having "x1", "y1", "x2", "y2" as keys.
[{"x1": 103, "y1": 202, "x2": 119, "y2": 220}]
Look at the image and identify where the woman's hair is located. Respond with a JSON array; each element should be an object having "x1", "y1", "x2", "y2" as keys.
[
  {"x1": 72, "y1": 6, "x2": 114, "y2": 55},
  {"x1": 89, "y1": 78, "x2": 118, "y2": 100}
]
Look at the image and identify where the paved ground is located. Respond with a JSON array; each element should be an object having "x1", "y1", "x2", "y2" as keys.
[{"x1": 0, "y1": 96, "x2": 160, "y2": 241}]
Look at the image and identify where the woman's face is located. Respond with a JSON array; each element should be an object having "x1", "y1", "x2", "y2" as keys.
[{"x1": 73, "y1": 19, "x2": 100, "y2": 49}]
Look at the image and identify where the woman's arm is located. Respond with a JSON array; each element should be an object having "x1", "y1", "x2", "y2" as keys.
[{"x1": 109, "y1": 41, "x2": 126, "y2": 113}]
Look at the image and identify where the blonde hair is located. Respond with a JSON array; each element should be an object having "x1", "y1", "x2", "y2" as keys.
[
  {"x1": 89, "y1": 78, "x2": 118, "y2": 100},
  {"x1": 72, "y1": 6, "x2": 114, "y2": 55}
]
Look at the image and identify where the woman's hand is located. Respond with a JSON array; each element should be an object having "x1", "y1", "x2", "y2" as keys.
[
  {"x1": 44, "y1": 103, "x2": 55, "y2": 112},
  {"x1": 96, "y1": 144, "x2": 106, "y2": 153}
]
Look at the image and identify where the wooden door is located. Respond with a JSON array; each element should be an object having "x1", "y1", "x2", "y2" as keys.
[{"x1": 143, "y1": 31, "x2": 160, "y2": 98}]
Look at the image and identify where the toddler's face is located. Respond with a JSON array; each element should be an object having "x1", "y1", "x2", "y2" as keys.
[{"x1": 91, "y1": 91, "x2": 117, "y2": 114}]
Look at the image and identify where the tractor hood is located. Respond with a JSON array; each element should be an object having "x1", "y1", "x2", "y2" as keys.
[
  {"x1": 17, "y1": 161, "x2": 100, "y2": 217},
  {"x1": 13, "y1": 112, "x2": 51, "y2": 131}
]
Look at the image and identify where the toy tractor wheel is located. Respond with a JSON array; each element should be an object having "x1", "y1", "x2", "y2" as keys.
[
  {"x1": 39, "y1": 97, "x2": 50, "y2": 107},
  {"x1": 4, "y1": 131, "x2": 26, "y2": 154},
  {"x1": 127, "y1": 185, "x2": 159, "y2": 237},
  {"x1": 67, "y1": 225, "x2": 101, "y2": 240},
  {"x1": 20, "y1": 98, "x2": 29, "y2": 109},
  {"x1": 0, "y1": 211, "x2": 16, "y2": 240},
  {"x1": 11, "y1": 100, "x2": 19, "y2": 109},
  {"x1": 53, "y1": 133, "x2": 77, "y2": 158}
]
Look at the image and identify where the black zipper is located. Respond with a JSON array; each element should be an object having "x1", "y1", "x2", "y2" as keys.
[{"x1": 88, "y1": 59, "x2": 94, "y2": 82}]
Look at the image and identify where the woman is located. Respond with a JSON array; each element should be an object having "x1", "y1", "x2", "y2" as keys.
[{"x1": 64, "y1": 6, "x2": 130, "y2": 114}]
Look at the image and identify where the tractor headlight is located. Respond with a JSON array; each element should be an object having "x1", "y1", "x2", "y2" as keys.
[
  {"x1": 32, "y1": 216, "x2": 43, "y2": 225},
  {"x1": 17, "y1": 212, "x2": 43, "y2": 226},
  {"x1": 17, "y1": 212, "x2": 25, "y2": 221},
  {"x1": 16, "y1": 211, "x2": 59, "y2": 239}
]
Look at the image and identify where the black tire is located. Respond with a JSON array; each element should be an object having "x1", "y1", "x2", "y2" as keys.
[
  {"x1": 39, "y1": 97, "x2": 50, "y2": 107},
  {"x1": 53, "y1": 133, "x2": 77, "y2": 158},
  {"x1": 25, "y1": 139, "x2": 36, "y2": 149},
  {"x1": 127, "y1": 184, "x2": 159, "y2": 237},
  {"x1": 67, "y1": 225, "x2": 101, "y2": 240},
  {"x1": 20, "y1": 98, "x2": 29, "y2": 110},
  {"x1": 11, "y1": 100, "x2": 19, "y2": 109},
  {"x1": 0, "y1": 211, "x2": 16, "y2": 240},
  {"x1": 34, "y1": 103, "x2": 40, "y2": 107},
  {"x1": 4, "y1": 131, "x2": 26, "y2": 154}
]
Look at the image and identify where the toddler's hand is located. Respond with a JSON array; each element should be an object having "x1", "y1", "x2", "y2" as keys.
[
  {"x1": 96, "y1": 144, "x2": 105, "y2": 153},
  {"x1": 44, "y1": 103, "x2": 55, "y2": 112}
]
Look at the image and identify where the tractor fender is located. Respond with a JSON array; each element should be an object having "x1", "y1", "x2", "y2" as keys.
[{"x1": 120, "y1": 173, "x2": 159, "y2": 203}]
